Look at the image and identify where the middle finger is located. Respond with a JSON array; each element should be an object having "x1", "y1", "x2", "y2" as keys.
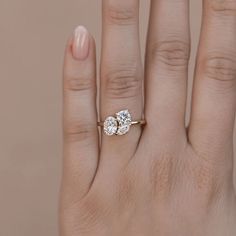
[{"x1": 145, "y1": 0, "x2": 190, "y2": 146}]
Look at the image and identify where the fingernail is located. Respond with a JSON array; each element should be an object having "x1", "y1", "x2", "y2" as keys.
[{"x1": 72, "y1": 25, "x2": 90, "y2": 60}]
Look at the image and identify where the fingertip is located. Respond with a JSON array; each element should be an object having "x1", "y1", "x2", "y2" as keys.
[
  {"x1": 65, "y1": 25, "x2": 95, "y2": 61},
  {"x1": 72, "y1": 25, "x2": 90, "y2": 60}
]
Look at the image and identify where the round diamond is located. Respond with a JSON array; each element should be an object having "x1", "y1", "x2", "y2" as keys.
[
  {"x1": 103, "y1": 116, "x2": 118, "y2": 136},
  {"x1": 116, "y1": 110, "x2": 132, "y2": 135}
]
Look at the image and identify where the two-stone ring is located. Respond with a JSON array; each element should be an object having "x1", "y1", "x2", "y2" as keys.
[{"x1": 97, "y1": 110, "x2": 146, "y2": 136}]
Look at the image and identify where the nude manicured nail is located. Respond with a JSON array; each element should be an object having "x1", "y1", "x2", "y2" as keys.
[{"x1": 72, "y1": 26, "x2": 90, "y2": 60}]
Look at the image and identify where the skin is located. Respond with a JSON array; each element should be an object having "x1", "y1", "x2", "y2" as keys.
[{"x1": 60, "y1": 0, "x2": 236, "y2": 235}]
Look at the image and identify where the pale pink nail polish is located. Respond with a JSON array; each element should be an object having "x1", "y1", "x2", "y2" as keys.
[{"x1": 72, "y1": 25, "x2": 90, "y2": 60}]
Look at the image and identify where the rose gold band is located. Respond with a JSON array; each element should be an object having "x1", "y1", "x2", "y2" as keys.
[{"x1": 97, "y1": 120, "x2": 146, "y2": 127}]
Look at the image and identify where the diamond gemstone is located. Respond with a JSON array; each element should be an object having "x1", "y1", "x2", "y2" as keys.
[
  {"x1": 116, "y1": 110, "x2": 132, "y2": 135},
  {"x1": 103, "y1": 116, "x2": 118, "y2": 136}
]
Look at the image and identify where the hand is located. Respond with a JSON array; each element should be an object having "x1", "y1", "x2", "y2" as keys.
[{"x1": 60, "y1": 0, "x2": 236, "y2": 235}]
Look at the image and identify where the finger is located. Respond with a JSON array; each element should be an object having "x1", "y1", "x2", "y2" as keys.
[
  {"x1": 189, "y1": 0, "x2": 236, "y2": 163},
  {"x1": 144, "y1": 0, "x2": 190, "y2": 144},
  {"x1": 62, "y1": 26, "x2": 98, "y2": 203},
  {"x1": 100, "y1": 0, "x2": 143, "y2": 159}
]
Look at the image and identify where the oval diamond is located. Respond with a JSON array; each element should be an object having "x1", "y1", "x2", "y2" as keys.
[
  {"x1": 116, "y1": 110, "x2": 132, "y2": 135},
  {"x1": 103, "y1": 116, "x2": 118, "y2": 136}
]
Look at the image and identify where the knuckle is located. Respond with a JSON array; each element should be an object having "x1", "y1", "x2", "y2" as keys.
[
  {"x1": 104, "y1": 65, "x2": 141, "y2": 99},
  {"x1": 149, "y1": 154, "x2": 175, "y2": 197},
  {"x1": 149, "y1": 39, "x2": 190, "y2": 69},
  {"x1": 189, "y1": 147, "x2": 231, "y2": 205},
  {"x1": 117, "y1": 169, "x2": 137, "y2": 206},
  {"x1": 201, "y1": 52, "x2": 236, "y2": 89},
  {"x1": 105, "y1": 2, "x2": 138, "y2": 25},
  {"x1": 64, "y1": 123, "x2": 96, "y2": 142},
  {"x1": 78, "y1": 195, "x2": 107, "y2": 231},
  {"x1": 192, "y1": 161, "x2": 224, "y2": 205},
  {"x1": 195, "y1": 165, "x2": 218, "y2": 191},
  {"x1": 64, "y1": 193, "x2": 109, "y2": 234},
  {"x1": 210, "y1": 0, "x2": 236, "y2": 15},
  {"x1": 64, "y1": 71, "x2": 94, "y2": 92}
]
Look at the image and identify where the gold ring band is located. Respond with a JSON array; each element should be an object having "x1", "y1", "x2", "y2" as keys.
[{"x1": 97, "y1": 120, "x2": 146, "y2": 127}]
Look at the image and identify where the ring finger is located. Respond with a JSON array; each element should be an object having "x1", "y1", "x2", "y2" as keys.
[{"x1": 100, "y1": 0, "x2": 143, "y2": 161}]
